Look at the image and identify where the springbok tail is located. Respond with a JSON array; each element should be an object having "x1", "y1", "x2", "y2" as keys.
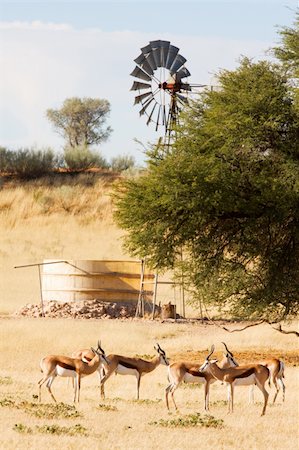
[{"x1": 278, "y1": 361, "x2": 285, "y2": 379}]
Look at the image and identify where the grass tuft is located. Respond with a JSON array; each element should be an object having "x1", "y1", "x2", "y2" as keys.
[
  {"x1": 36, "y1": 423, "x2": 88, "y2": 436},
  {"x1": 13, "y1": 423, "x2": 88, "y2": 436},
  {"x1": 149, "y1": 412, "x2": 224, "y2": 428},
  {"x1": 18, "y1": 401, "x2": 82, "y2": 419},
  {"x1": 0, "y1": 376, "x2": 13, "y2": 385},
  {"x1": 96, "y1": 403, "x2": 118, "y2": 411},
  {"x1": 13, "y1": 423, "x2": 33, "y2": 434},
  {"x1": 0, "y1": 398, "x2": 81, "y2": 419}
]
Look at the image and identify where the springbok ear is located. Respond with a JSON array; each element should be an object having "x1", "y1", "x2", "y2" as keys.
[{"x1": 91, "y1": 347, "x2": 96, "y2": 354}]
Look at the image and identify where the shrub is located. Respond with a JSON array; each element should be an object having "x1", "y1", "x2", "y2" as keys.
[
  {"x1": 10, "y1": 147, "x2": 55, "y2": 178},
  {"x1": 149, "y1": 413, "x2": 224, "y2": 428},
  {"x1": 110, "y1": 154, "x2": 135, "y2": 172},
  {"x1": 0, "y1": 147, "x2": 13, "y2": 173},
  {"x1": 64, "y1": 145, "x2": 108, "y2": 171}
]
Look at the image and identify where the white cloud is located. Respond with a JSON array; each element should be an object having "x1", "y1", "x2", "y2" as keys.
[{"x1": 0, "y1": 21, "x2": 272, "y2": 164}]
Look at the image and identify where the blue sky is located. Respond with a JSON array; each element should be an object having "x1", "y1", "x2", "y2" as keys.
[{"x1": 0, "y1": 1, "x2": 297, "y2": 165}]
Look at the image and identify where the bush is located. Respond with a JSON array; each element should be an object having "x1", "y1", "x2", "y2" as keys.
[
  {"x1": 64, "y1": 145, "x2": 108, "y2": 171},
  {"x1": 9, "y1": 147, "x2": 55, "y2": 178},
  {"x1": 0, "y1": 147, "x2": 13, "y2": 173},
  {"x1": 110, "y1": 154, "x2": 135, "y2": 172}
]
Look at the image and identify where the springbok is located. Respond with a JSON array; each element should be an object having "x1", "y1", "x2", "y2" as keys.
[
  {"x1": 71, "y1": 341, "x2": 104, "y2": 381},
  {"x1": 38, "y1": 345, "x2": 108, "y2": 403},
  {"x1": 199, "y1": 345, "x2": 270, "y2": 416},
  {"x1": 98, "y1": 343, "x2": 169, "y2": 400},
  {"x1": 165, "y1": 346, "x2": 234, "y2": 411},
  {"x1": 221, "y1": 342, "x2": 285, "y2": 403}
]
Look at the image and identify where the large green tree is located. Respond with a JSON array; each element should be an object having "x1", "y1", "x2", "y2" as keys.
[
  {"x1": 47, "y1": 97, "x2": 112, "y2": 148},
  {"x1": 114, "y1": 53, "x2": 299, "y2": 322}
]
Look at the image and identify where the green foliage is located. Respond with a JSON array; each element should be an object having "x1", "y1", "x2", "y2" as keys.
[
  {"x1": 273, "y1": 10, "x2": 299, "y2": 75},
  {"x1": 35, "y1": 423, "x2": 87, "y2": 436},
  {"x1": 47, "y1": 97, "x2": 112, "y2": 148},
  {"x1": 13, "y1": 423, "x2": 87, "y2": 436},
  {"x1": 0, "y1": 398, "x2": 81, "y2": 419},
  {"x1": 273, "y1": 10, "x2": 299, "y2": 113},
  {"x1": 0, "y1": 397, "x2": 15, "y2": 407},
  {"x1": 18, "y1": 401, "x2": 82, "y2": 419},
  {"x1": 0, "y1": 147, "x2": 13, "y2": 172},
  {"x1": 0, "y1": 147, "x2": 56, "y2": 178},
  {"x1": 64, "y1": 145, "x2": 108, "y2": 171},
  {"x1": 97, "y1": 403, "x2": 118, "y2": 411},
  {"x1": 110, "y1": 154, "x2": 135, "y2": 172},
  {"x1": 114, "y1": 55, "x2": 299, "y2": 321},
  {"x1": 149, "y1": 413, "x2": 224, "y2": 428}
]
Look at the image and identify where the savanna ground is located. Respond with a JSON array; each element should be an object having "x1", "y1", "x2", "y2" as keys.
[{"x1": 0, "y1": 174, "x2": 298, "y2": 449}]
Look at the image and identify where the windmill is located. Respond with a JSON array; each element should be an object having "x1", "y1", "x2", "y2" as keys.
[{"x1": 130, "y1": 40, "x2": 205, "y2": 144}]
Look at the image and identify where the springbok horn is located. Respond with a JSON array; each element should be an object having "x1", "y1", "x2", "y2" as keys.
[
  {"x1": 156, "y1": 343, "x2": 165, "y2": 355},
  {"x1": 222, "y1": 342, "x2": 234, "y2": 357},
  {"x1": 206, "y1": 344, "x2": 215, "y2": 360},
  {"x1": 98, "y1": 340, "x2": 105, "y2": 354}
]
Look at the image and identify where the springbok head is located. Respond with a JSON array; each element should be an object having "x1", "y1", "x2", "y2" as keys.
[
  {"x1": 154, "y1": 343, "x2": 169, "y2": 366},
  {"x1": 92, "y1": 341, "x2": 109, "y2": 365},
  {"x1": 222, "y1": 342, "x2": 238, "y2": 367},
  {"x1": 199, "y1": 344, "x2": 217, "y2": 372}
]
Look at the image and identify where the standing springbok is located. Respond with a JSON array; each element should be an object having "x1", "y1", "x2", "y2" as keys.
[
  {"x1": 221, "y1": 342, "x2": 285, "y2": 403},
  {"x1": 165, "y1": 346, "x2": 233, "y2": 412},
  {"x1": 199, "y1": 345, "x2": 270, "y2": 416},
  {"x1": 38, "y1": 345, "x2": 108, "y2": 403},
  {"x1": 99, "y1": 343, "x2": 169, "y2": 400},
  {"x1": 71, "y1": 341, "x2": 104, "y2": 382}
]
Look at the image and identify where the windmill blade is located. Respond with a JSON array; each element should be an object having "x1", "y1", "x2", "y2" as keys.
[
  {"x1": 146, "y1": 102, "x2": 157, "y2": 125},
  {"x1": 155, "y1": 105, "x2": 161, "y2": 131},
  {"x1": 150, "y1": 40, "x2": 170, "y2": 67},
  {"x1": 170, "y1": 54, "x2": 187, "y2": 75},
  {"x1": 130, "y1": 66, "x2": 152, "y2": 82},
  {"x1": 130, "y1": 81, "x2": 151, "y2": 91},
  {"x1": 160, "y1": 41, "x2": 170, "y2": 67},
  {"x1": 165, "y1": 44, "x2": 179, "y2": 70},
  {"x1": 141, "y1": 43, "x2": 151, "y2": 54},
  {"x1": 134, "y1": 54, "x2": 154, "y2": 75},
  {"x1": 139, "y1": 97, "x2": 154, "y2": 116},
  {"x1": 181, "y1": 83, "x2": 192, "y2": 91},
  {"x1": 175, "y1": 67, "x2": 191, "y2": 81},
  {"x1": 141, "y1": 44, "x2": 157, "y2": 71},
  {"x1": 177, "y1": 93, "x2": 189, "y2": 105},
  {"x1": 162, "y1": 105, "x2": 167, "y2": 126},
  {"x1": 134, "y1": 91, "x2": 153, "y2": 105}
]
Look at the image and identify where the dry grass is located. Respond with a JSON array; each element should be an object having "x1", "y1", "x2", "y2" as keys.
[
  {"x1": 0, "y1": 318, "x2": 298, "y2": 450},
  {"x1": 0, "y1": 174, "x2": 130, "y2": 314}
]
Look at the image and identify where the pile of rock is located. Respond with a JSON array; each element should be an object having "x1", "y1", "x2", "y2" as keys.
[{"x1": 14, "y1": 299, "x2": 160, "y2": 319}]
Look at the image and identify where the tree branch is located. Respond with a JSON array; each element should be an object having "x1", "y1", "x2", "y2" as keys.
[
  {"x1": 270, "y1": 323, "x2": 299, "y2": 337},
  {"x1": 219, "y1": 320, "x2": 265, "y2": 332}
]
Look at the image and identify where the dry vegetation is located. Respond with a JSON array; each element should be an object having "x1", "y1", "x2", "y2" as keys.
[
  {"x1": 0, "y1": 173, "x2": 128, "y2": 314},
  {"x1": 0, "y1": 173, "x2": 298, "y2": 449}
]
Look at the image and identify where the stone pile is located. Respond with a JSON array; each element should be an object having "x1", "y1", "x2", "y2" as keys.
[{"x1": 14, "y1": 299, "x2": 160, "y2": 319}]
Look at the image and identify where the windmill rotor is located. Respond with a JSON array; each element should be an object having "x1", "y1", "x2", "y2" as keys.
[{"x1": 130, "y1": 40, "x2": 204, "y2": 135}]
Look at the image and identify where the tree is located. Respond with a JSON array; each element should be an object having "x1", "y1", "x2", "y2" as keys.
[
  {"x1": 114, "y1": 57, "x2": 299, "y2": 322},
  {"x1": 47, "y1": 97, "x2": 112, "y2": 148},
  {"x1": 273, "y1": 10, "x2": 299, "y2": 113}
]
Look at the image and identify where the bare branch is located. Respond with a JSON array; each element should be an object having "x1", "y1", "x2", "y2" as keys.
[
  {"x1": 270, "y1": 323, "x2": 299, "y2": 337},
  {"x1": 219, "y1": 320, "x2": 265, "y2": 333}
]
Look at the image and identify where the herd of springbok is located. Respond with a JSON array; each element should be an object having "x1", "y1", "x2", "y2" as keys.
[{"x1": 38, "y1": 341, "x2": 285, "y2": 416}]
